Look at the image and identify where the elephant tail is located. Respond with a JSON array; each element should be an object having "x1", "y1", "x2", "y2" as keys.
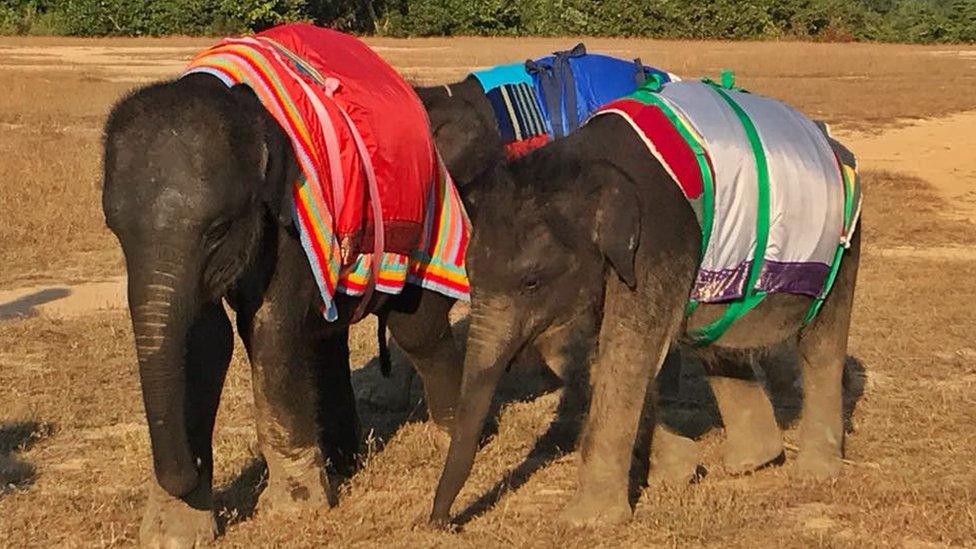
[{"x1": 377, "y1": 314, "x2": 392, "y2": 378}]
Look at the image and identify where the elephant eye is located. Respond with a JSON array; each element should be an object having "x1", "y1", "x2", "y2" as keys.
[
  {"x1": 205, "y1": 219, "x2": 232, "y2": 245},
  {"x1": 521, "y1": 274, "x2": 540, "y2": 293}
]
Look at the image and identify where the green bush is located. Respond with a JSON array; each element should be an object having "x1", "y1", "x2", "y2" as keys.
[
  {"x1": 0, "y1": 0, "x2": 974, "y2": 44},
  {"x1": 380, "y1": 0, "x2": 976, "y2": 43},
  {"x1": 0, "y1": 1, "x2": 67, "y2": 34},
  {"x1": 48, "y1": 0, "x2": 306, "y2": 36}
]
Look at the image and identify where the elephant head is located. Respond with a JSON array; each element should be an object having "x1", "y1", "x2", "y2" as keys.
[
  {"x1": 430, "y1": 137, "x2": 647, "y2": 523},
  {"x1": 101, "y1": 73, "x2": 296, "y2": 498},
  {"x1": 415, "y1": 76, "x2": 504, "y2": 187}
]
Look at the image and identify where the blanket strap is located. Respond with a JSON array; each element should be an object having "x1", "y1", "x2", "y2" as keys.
[
  {"x1": 527, "y1": 43, "x2": 585, "y2": 138},
  {"x1": 803, "y1": 163, "x2": 857, "y2": 324},
  {"x1": 686, "y1": 81, "x2": 771, "y2": 346},
  {"x1": 336, "y1": 103, "x2": 385, "y2": 324},
  {"x1": 633, "y1": 58, "x2": 647, "y2": 86}
]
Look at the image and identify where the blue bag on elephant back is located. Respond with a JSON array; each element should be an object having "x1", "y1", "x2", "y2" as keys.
[{"x1": 472, "y1": 43, "x2": 678, "y2": 158}]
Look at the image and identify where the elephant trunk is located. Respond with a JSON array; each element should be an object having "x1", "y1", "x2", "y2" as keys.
[
  {"x1": 430, "y1": 298, "x2": 516, "y2": 524},
  {"x1": 128, "y1": 259, "x2": 199, "y2": 498}
]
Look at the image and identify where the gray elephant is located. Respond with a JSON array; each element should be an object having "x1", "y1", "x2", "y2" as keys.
[
  {"x1": 418, "y1": 69, "x2": 810, "y2": 481},
  {"x1": 102, "y1": 26, "x2": 468, "y2": 547},
  {"x1": 429, "y1": 79, "x2": 862, "y2": 526}
]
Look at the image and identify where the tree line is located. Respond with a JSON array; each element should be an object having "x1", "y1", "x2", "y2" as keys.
[{"x1": 2, "y1": 0, "x2": 974, "y2": 43}]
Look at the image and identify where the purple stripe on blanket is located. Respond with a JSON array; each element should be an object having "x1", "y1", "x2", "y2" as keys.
[
  {"x1": 756, "y1": 260, "x2": 829, "y2": 298},
  {"x1": 692, "y1": 261, "x2": 750, "y2": 302},
  {"x1": 692, "y1": 260, "x2": 830, "y2": 303}
]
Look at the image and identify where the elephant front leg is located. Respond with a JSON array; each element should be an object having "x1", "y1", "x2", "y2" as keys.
[
  {"x1": 247, "y1": 313, "x2": 337, "y2": 515},
  {"x1": 141, "y1": 476, "x2": 217, "y2": 549},
  {"x1": 561, "y1": 276, "x2": 682, "y2": 526},
  {"x1": 387, "y1": 288, "x2": 461, "y2": 440},
  {"x1": 140, "y1": 303, "x2": 231, "y2": 548},
  {"x1": 238, "y1": 233, "x2": 354, "y2": 515}
]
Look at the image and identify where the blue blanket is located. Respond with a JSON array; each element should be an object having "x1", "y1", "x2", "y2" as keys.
[{"x1": 472, "y1": 44, "x2": 677, "y2": 156}]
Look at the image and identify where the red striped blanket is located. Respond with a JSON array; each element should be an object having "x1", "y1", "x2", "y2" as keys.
[{"x1": 184, "y1": 24, "x2": 469, "y2": 320}]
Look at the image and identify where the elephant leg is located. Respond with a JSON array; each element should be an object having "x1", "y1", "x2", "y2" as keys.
[
  {"x1": 704, "y1": 356, "x2": 784, "y2": 474},
  {"x1": 140, "y1": 302, "x2": 232, "y2": 548},
  {"x1": 648, "y1": 351, "x2": 700, "y2": 485},
  {"x1": 311, "y1": 327, "x2": 360, "y2": 475},
  {"x1": 795, "y1": 233, "x2": 860, "y2": 479},
  {"x1": 386, "y1": 287, "x2": 461, "y2": 435},
  {"x1": 247, "y1": 312, "x2": 338, "y2": 514},
  {"x1": 561, "y1": 276, "x2": 683, "y2": 526},
  {"x1": 648, "y1": 424, "x2": 700, "y2": 485},
  {"x1": 239, "y1": 245, "x2": 339, "y2": 515}
]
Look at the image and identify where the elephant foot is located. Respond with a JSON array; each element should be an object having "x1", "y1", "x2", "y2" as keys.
[
  {"x1": 795, "y1": 449, "x2": 842, "y2": 480},
  {"x1": 723, "y1": 433, "x2": 784, "y2": 475},
  {"x1": 559, "y1": 490, "x2": 631, "y2": 527},
  {"x1": 258, "y1": 449, "x2": 335, "y2": 516},
  {"x1": 708, "y1": 376, "x2": 784, "y2": 475},
  {"x1": 648, "y1": 425, "x2": 702, "y2": 485},
  {"x1": 140, "y1": 482, "x2": 216, "y2": 549}
]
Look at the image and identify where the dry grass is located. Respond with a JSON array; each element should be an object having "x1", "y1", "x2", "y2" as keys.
[
  {"x1": 862, "y1": 170, "x2": 976, "y2": 249},
  {"x1": 0, "y1": 124, "x2": 122, "y2": 286},
  {"x1": 1, "y1": 38, "x2": 976, "y2": 547},
  {"x1": 1, "y1": 174, "x2": 975, "y2": 546}
]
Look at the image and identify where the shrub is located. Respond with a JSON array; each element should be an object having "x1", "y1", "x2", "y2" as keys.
[{"x1": 0, "y1": 0, "x2": 973, "y2": 44}]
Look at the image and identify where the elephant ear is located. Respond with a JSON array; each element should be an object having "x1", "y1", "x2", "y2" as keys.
[
  {"x1": 230, "y1": 83, "x2": 295, "y2": 227},
  {"x1": 588, "y1": 161, "x2": 641, "y2": 289}
]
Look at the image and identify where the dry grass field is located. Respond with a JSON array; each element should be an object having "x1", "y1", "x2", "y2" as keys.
[{"x1": 1, "y1": 37, "x2": 975, "y2": 547}]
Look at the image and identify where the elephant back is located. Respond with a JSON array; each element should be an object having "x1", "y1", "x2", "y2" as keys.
[
  {"x1": 592, "y1": 77, "x2": 862, "y2": 344},
  {"x1": 183, "y1": 24, "x2": 469, "y2": 321}
]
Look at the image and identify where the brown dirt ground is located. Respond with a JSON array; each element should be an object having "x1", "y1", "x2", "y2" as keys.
[{"x1": 1, "y1": 37, "x2": 975, "y2": 547}]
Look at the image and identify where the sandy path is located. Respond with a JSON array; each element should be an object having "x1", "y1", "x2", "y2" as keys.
[
  {"x1": 0, "y1": 278, "x2": 125, "y2": 320},
  {"x1": 836, "y1": 111, "x2": 976, "y2": 218}
]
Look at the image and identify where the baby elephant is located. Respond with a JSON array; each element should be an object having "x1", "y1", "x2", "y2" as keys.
[
  {"x1": 102, "y1": 25, "x2": 468, "y2": 547},
  {"x1": 430, "y1": 80, "x2": 861, "y2": 526}
]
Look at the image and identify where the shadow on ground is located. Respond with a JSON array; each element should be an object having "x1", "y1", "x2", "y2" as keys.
[
  {"x1": 215, "y1": 458, "x2": 268, "y2": 533},
  {"x1": 0, "y1": 420, "x2": 54, "y2": 496},
  {"x1": 0, "y1": 288, "x2": 71, "y2": 320},
  {"x1": 352, "y1": 317, "x2": 563, "y2": 450},
  {"x1": 453, "y1": 342, "x2": 867, "y2": 526}
]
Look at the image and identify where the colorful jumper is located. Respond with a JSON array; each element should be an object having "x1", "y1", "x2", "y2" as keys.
[
  {"x1": 592, "y1": 74, "x2": 861, "y2": 345},
  {"x1": 183, "y1": 24, "x2": 470, "y2": 321}
]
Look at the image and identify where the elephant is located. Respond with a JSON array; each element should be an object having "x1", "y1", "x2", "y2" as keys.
[
  {"x1": 417, "y1": 78, "x2": 814, "y2": 484},
  {"x1": 102, "y1": 72, "x2": 465, "y2": 547},
  {"x1": 427, "y1": 89, "x2": 861, "y2": 526}
]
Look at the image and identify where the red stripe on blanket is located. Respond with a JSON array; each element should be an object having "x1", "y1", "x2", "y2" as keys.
[
  {"x1": 601, "y1": 99, "x2": 705, "y2": 200},
  {"x1": 504, "y1": 134, "x2": 550, "y2": 160}
]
